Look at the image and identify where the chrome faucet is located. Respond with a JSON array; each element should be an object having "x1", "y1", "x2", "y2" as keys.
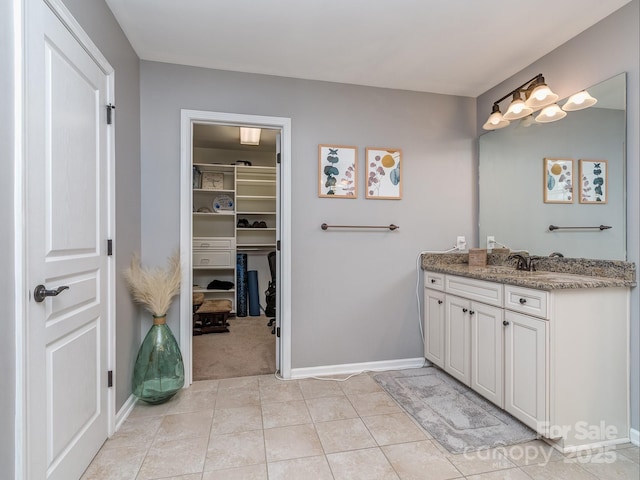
[
  {"x1": 549, "y1": 252, "x2": 564, "y2": 258},
  {"x1": 508, "y1": 253, "x2": 530, "y2": 271}
]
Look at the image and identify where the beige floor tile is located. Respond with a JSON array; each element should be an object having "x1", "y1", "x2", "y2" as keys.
[
  {"x1": 218, "y1": 376, "x2": 259, "y2": 390},
  {"x1": 153, "y1": 475, "x2": 203, "y2": 480},
  {"x1": 215, "y1": 385, "x2": 260, "y2": 408},
  {"x1": 579, "y1": 453, "x2": 640, "y2": 479},
  {"x1": 259, "y1": 380, "x2": 304, "y2": 403},
  {"x1": 298, "y1": 378, "x2": 345, "y2": 399},
  {"x1": 327, "y1": 447, "x2": 400, "y2": 480},
  {"x1": 315, "y1": 418, "x2": 376, "y2": 453},
  {"x1": 210, "y1": 405, "x2": 262, "y2": 434},
  {"x1": 156, "y1": 410, "x2": 213, "y2": 441},
  {"x1": 267, "y1": 455, "x2": 334, "y2": 480},
  {"x1": 361, "y1": 413, "x2": 429, "y2": 446},
  {"x1": 339, "y1": 373, "x2": 384, "y2": 395},
  {"x1": 205, "y1": 430, "x2": 265, "y2": 471},
  {"x1": 80, "y1": 445, "x2": 147, "y2": 480},
  {"x1": 165, "y1": 389, "x2": 217, "y2": 414},
  {"x1": 382, "y1": 440, "x2": 462, "y2": 480},
  {"x1": 502, "y1": 440, "x2": 565, "y2": 466},
  {"x1": 261, "y1": 400, "x2": 312, "y2": 429},
  {"x1": 522, "y1": 459, "x2": 598, "y2": 479},
  {"x1": 100, "y1": 415, "x2": 163, "y2": 450},
  {"x1": 448, "y1": 447, "x2": 517, "y2": 476},
  {"x1": 128, "y1": 399, "x2": 174, "y2": 418},
  {"x1": 465, "y1": 467, "x2": 532, "y2": 480},
  {"x1": 201, "y1": 463, "x2": 267, "y2": 479},
  {"x1": 263, "y1": 423, "x2": 324, "y2": 462},
  {"x1": 347, "y1": 391, "x2": 402, "y2": 417},
  {"x1": 137, "y1": 436, "x2": 208, "y2": 480},
  {"x1": 189, "y1": 379, "x2": 219, "y2": 392},
  {"x1": 617, "y1": 446, "x2": 640, "y2": 463},
  {"x1": 306, "y1": 395, "x2": 359, "y2": 422}
]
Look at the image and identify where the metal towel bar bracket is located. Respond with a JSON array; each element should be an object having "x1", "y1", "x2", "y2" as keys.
[
  {"x1": 321, "y1": 223, "x2": 399, "y2": 231},
  {"x1": 548, "y1": 224, "x2": 612, "y2": 231}
]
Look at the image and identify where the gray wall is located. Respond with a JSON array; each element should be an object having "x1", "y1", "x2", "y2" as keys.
[
  {"x1": 477, "y1": 0, "x2": 640, "y2": 433},
  {"x1": 55, "y1": 0, "x2": 142, "y2": 411},
  {"x1": 140, "y1": 62, "x2": 476, "y2": 368},
  {"x1": 1, "y1": 1, "x2": 17, "y2": 476}
]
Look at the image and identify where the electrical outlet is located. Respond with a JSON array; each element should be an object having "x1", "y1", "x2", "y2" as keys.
[
  {"x1": 456, "y1": 236, "x2": 466, "y2": 251},
  {"x1": 487, "y1": 236, "x2": 496, "y2": 250}
]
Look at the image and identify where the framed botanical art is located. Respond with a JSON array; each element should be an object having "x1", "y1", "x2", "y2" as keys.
[
  {"x1": 318, "y1": 144, "x2": 357, "y2": 198},
  {"x1": 579, "y1": 159, "x2": 607, "y2": 204},
  {"x1": 365, "y1": 148, "x2": 402, "y2": 199},
  {"x1": 543, "y1": 158, "x2": 573, "y2": 203}
]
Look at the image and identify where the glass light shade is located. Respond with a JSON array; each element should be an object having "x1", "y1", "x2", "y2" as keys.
[
  {"x1": 503, "y1": 95, "x2": 533, "y2": 120},
  {"x1": 240, "y1": 127, "x2": 261, "y2": 145},
  {"x1": 482, "y1": 109, "x2": 510, "y2": 130},
  {"x1": 562, "y1": 90, "x2": 597, "y2": 111},
  {"x1": 525, "y1": 84, "x2": 559, "y2": 108},
  {"x1": 535, "y1": 103, "x2": 567, "y2": 123}
]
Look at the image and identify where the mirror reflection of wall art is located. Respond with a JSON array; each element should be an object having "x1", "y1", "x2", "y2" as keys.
[
  {"x1": 543, "y1": 158, "x2": 573, "y2": 203},
  {"x1": 365, "y1": 148, "x2": 402, "y2": 199},
  {"x1": 318, "y1": 144, "x2": 358, "y2": 198},
  {"x1": 579, "y1": 159, "x2": 607, "y2": 204}
]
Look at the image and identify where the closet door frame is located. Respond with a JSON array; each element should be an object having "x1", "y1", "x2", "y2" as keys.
[{"x1": 179, "y1": 110, "x2": 292, "y2": 384}]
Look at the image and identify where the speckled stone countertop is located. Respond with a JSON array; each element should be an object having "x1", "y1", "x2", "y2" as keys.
[{"x1": 421, "y1": 253, "x2": 636, "y2": 290}]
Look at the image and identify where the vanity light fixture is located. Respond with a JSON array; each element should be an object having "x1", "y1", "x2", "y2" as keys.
[
  {"x1": 483, "y1": 73, "x2": 595, "y2": 131},
  {"x1": 562, "y1": 90, "x2": 597, "y2": 111},
  {"x1": 240, "y1": 127, "x2": 261, "y2": 145}
]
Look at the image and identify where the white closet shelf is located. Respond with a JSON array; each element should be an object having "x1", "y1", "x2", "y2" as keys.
[
  {"x1": 236, "y1": 195, "x2": 276, "y2": 200},
  {"x1": 193, "y1": 288, "x2": 236, "y2": 294},
  {"x1": 193, "y1": 211, "x2": 236, "y2": 216}
]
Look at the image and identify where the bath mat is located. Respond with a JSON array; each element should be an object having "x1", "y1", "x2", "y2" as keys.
[{"x1": 373, "y1": 367, "x2": 537, "y2": 454}]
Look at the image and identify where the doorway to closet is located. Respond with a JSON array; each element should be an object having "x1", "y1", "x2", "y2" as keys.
[{"x1": 179, "y1": 110, "x2": 292, "y2": 384}]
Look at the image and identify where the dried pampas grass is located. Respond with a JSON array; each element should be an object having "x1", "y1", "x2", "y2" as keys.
[{"x1": 124, "y1": 251, "x2": 181, "y2": 317}]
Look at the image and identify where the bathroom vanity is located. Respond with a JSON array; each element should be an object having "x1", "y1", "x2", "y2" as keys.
[{"x1": 422, "y1": 253, "x2": 635, "y2": 453}]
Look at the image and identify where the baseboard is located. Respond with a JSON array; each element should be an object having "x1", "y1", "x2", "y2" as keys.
[
  {"x1": 290, "y1": 357, "x2": 426, "y2": 379},
  {"x1": 631, "y1": 428, "x2": 639, "y2": 446},
  {"x1": 114, "y1": 394, "x2": 137, "y2": 433}
]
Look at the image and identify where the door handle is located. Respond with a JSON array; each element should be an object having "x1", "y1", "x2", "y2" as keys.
[{"x1": 34, "y1": 285, "x2": 69, "y2": 303}]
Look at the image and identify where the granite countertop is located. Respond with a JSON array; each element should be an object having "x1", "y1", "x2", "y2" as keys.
[{"x1": 422, "y1": 253, "x2": 636, "y2": 291}]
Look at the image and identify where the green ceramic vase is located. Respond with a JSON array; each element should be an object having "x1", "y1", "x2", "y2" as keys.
[{"x1": 132, "y1": 315, "x2": 184, "y2": 404}]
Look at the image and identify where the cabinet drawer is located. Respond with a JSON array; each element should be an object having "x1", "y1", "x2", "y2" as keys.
[
  {"x1": 424, "y1": 271, "x2": 445, "y2": 291},
  {"x1": 445, "y1": 275, "x2": 503, "y2": 307},
  {"x1": 193, "y1": 251, "x2": 234, "y2": 268},
  {"x1": 504, "y1": 285, "x2": 548, "y2": 319},
  {"x1": 193, "y1": 237, "x2": 235, "y2": 250}
]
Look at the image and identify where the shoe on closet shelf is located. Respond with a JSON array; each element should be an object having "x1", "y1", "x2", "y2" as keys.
[{"x1": 237, "y1": 218, "x2": 249, "y2": 228}]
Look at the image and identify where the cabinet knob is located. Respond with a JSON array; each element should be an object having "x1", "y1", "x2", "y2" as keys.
[
  {"x1": 519, "y1": 298, "x2": 527, "y2": 304},
  {"x1": 431, "y1": 279, "x2": 436, "y2": 284},
  {"x1": 469, "y1": 310, "x2": 475, "y2": 315},
  {"x1": 462, "y1": 308, "x2": 468, "y2": 313},
  {"x1": 437, "y1": 300, "x2": 443, "y2": 304},
  {"x1": 503, "y1": 320, "x2": 510, "y2": 326}
]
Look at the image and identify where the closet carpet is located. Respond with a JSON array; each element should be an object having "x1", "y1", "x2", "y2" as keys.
[{"x1": 192, "y1": 314, "x2": 276, "y2": 381}]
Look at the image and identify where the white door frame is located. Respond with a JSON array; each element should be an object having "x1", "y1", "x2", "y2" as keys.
[
  {"x1": 179, "y1": 110, "x2": 292, "y2": 384},
  {"x1": 15, "y1": 0, "x2": 116, "y2": 476}
]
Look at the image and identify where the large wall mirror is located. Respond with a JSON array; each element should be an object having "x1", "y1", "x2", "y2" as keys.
[{"x1": 479, "y1": 73, "x2": 626, "y2": 260}]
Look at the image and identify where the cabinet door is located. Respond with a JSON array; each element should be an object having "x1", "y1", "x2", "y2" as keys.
[
  {"x1": 424, "y1": 289, "x2": 446, "y2": 368},
  {"x1": 504, "y1": 310, "x2": 548, "y2": 433},
  {"x1": 445, "y1": 295, "x2": 471, "y2": 386},
  {"x1": 471, "y1": 302, "x2": 503, "y2": 407}
]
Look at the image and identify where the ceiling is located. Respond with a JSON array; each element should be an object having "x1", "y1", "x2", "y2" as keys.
[{"x1": 105, "y1": 0, "x2": 630, "y2": 98}]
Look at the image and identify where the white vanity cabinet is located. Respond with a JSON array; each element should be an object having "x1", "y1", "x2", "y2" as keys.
[{"x1": 424, "y1": 270, "x2": 630, "y2": 452}]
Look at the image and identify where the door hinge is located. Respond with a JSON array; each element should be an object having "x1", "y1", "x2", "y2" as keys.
[
  {"x1": 107, "y1": 370, "x2": 113, "y2": 388},
  {"x1": 107, "y1": 239, "x2": 113, "y2": 256},
  {"x1": 276, "y1": 152, "x2": 281, "y2": 164},
  {"x1": 276, "y1": 327, "x2": 281, "y2": 337},
  {"x1": 106, "y1": 103, "x2": 116, "y2": 125},
  {"x1": 276, "y1": 240, "x2": 281, "y2": 251}
]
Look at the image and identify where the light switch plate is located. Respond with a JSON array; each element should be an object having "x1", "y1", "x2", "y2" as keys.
[{"x1": 487, "y1": 236, "x2": 496, "y2": 250}]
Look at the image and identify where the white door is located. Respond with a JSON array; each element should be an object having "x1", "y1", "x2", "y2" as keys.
[
  {"x1": 504, "y1": 310, "x2": 548, "y2": 433},
  {"x1": 275, "y1": 133, "x2": 282, "y2": 371},
  {"x1": 25, "y1": 1, "x2": 113, "y2": 478},
  {"x1": 423, "y1": 289, "x2": 445, "y2": 368},
  {"x1": 470, "y1": 302, "x2": 503, "y2": 407},
  {"x1": 444, "y1": 295, "x2": 471, "y2": 385}
]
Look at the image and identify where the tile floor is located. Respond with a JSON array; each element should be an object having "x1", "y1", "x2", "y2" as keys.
[{"x1": 82, "y1": 372, "x2": 640, "y2": 480}]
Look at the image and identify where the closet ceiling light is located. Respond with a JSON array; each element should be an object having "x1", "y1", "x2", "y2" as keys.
[
  {"x1": 240, "y1": 127, "x2": 261, "y2": 145},
  {"x1": 562, "y1": 90, "x2": 598, "y2": 111}
]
